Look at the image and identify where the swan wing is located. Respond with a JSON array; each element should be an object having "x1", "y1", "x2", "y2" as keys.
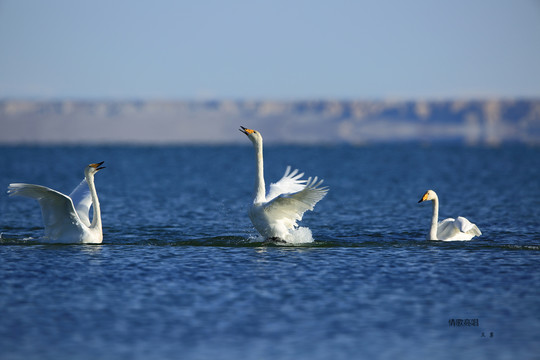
[
  {"x1": 266, "y1": 166, "x2": 307, "y2": 203},
  {"x1": 69, "y1": 178, "x2": 92, "y2": 227},
  {"x1": 437, "y1": 217, "x2": 481, "y2": 240},
  {"x1": 8, "y1": 183, "x2": 84, "y2": 238},
  {"x1": 263, "y1": 176, "x2": 328, "y2": 225},
  {"x1": 455, "y1": 216, "x2": 482, "y2": 236},
  {"x1": 436, "y1": 218, "x2": 460, "y2": 240}
]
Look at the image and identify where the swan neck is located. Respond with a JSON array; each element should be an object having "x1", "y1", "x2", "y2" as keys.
[
  {"x1": 253, "y1": 140, "x2": 266, "y2": 203},
  {"x1": 86, "y1": 174, "x2": 102, "y2": 230},
  {"x1": 429, "y1": 196, "x2": 439, "y2": 240}
]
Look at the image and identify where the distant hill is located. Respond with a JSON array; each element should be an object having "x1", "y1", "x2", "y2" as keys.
[{"x1": 1, "y1": 99, "x2": 539, "y2": 144}]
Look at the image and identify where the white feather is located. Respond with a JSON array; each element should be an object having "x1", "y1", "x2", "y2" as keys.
[
  {"x1": 266, "y1": 166, "x2": 307, "y2": 203},
  {"x1": 69, "y1": 179, "x2": 93, "y2": 227}
]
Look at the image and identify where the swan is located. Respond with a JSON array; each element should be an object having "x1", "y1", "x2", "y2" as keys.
[
  {"x1": 240, "y1": 126, "x2": 328, "y2": 243},
  {"x1": 418, "y1": 189, "x2": 481, "y2": 241},
  {"x1": 7, "y1": 162, "x2": 105, "y2": 244}
]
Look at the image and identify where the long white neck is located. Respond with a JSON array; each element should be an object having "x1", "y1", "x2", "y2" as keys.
[
  {"x1": 429, "y1": 195, "x2": 439, "y2": 240},
  {"x1": 86, "y1": 174, "x2": 102, "y2": 231},
  {"x1": 253, "y1": 139, "x2": 266, "y2": 203}
]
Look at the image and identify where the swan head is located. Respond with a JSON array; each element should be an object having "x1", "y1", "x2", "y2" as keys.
[
  {"x1": 418, "y1": 189, "x2": 437, "y2": 203},
  {"x1": 85, "y1": 161, "x2": 106, "y2": 178},
  {"x1": 240, "y1": 126, "x2": 263, "y2": 145}
]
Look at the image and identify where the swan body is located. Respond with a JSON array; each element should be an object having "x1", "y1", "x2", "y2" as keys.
[
  {"x1": 240, "y1": 126, "x2": 328, "y2": 242},
  {"x1": 7, "y1": 162, "x2": 105, "y2": 244},
  {"x1": 418, "y1": 189, "x2": 481, "y2": 241}
]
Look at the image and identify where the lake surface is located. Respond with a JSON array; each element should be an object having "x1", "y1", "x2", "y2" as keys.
[{"x1": 1, "y1": 144, "x2": 539, "y2": 359}]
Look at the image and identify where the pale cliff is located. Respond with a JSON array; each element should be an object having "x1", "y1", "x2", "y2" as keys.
[{"x1": 1, "y1": 99, "x2": 539, "y2": 144}]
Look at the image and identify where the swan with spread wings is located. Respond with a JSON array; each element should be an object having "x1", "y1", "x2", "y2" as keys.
[
  {"x1": 240, "y1": 127, "x2": 328, "y2": 242},
  {"x1": 7, "y1": 162, "x2": 105, "y2": 244}
]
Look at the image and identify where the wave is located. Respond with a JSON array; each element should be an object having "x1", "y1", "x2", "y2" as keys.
[{"x1": 2, "y1": 232, "x2": 540, "y2": 251}]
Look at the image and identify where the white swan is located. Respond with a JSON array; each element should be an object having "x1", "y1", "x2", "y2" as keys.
[
  {"x1": 240, "y1": 126, "x2": 328, "y2": 242},
  {"x1": 418, "y1": 189, "x2": 481, "y2": 241},
  {"x1": 7, "y1": 162, "x2": 105, "y2": 244}
]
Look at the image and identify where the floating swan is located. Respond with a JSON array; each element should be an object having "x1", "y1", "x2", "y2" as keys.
[
  {"x1": 240, "y1": 126, "x2": 328, "y2": 243},
  {"x1": 8, "y1": 162, "x2": 105, "y2": 244},
  {"x1": 418, "y1": 189, "x2": 481, "y2": 241}
]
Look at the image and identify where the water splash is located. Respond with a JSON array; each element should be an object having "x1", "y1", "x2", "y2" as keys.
[
  {"x1": 286, "y1": 226, "x2": 314, "y2": 244},
  {"x1": 246, "y1": 226, "x2": 314, "y2": 245}
]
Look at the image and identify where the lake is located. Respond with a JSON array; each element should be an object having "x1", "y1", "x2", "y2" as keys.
[{"x1": 1, "y1": 144, "x2": 539, "y2": 359}]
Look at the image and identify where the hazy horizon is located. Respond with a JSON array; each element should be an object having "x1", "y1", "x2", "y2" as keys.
[{"x1": 2, "y1": 98, "x2": 538, "y2": 145}]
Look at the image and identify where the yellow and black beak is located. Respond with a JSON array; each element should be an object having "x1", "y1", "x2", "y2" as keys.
[
  {"x1": 418, "y1": 192, "x2": 428, "y2": 203},
  {"x1": 239, "y1": 126, "x2": 255, "y2": 135},
  {"x1": 90, "y1": 161, "x2": 106, "y2": 171}
]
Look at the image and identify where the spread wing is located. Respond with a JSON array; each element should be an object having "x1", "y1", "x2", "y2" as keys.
[
  {"x1": 263, "y1": 176, "x2": 328, "y2": 226},
  {"x1": 69, "y1": 179, "x2": 92, "y2": 227},
  {"x1": 8, "y1": 183, "x2": 83, "y2": 239},
  {"x1": 266, "y1": 166, "x2": 308, "y2": 203}
]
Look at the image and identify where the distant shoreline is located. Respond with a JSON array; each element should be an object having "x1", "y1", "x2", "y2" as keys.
[{"x1": 1, "y1": 99, "x2": 539, "y2": 145}]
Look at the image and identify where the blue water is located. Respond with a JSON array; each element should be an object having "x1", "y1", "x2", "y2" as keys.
[{"x1": 1, "y1": 144, "x2": 539, "y2": 359}]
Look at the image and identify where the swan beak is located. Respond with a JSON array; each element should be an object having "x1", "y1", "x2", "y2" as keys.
[
  {"x1": 239, "y1": 126, "x2": 255, "y2": 135},
  {"x1": 90, "y1": 161, "x2": 106, "y2": 171},
  {"x1": 418, "y1": 192, "x2": 428, "y2": 203}
]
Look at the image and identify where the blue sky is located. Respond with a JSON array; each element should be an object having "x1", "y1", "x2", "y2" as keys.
[{"x1": 1, "y1": 0, "x2": 539, "y2": 100}]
